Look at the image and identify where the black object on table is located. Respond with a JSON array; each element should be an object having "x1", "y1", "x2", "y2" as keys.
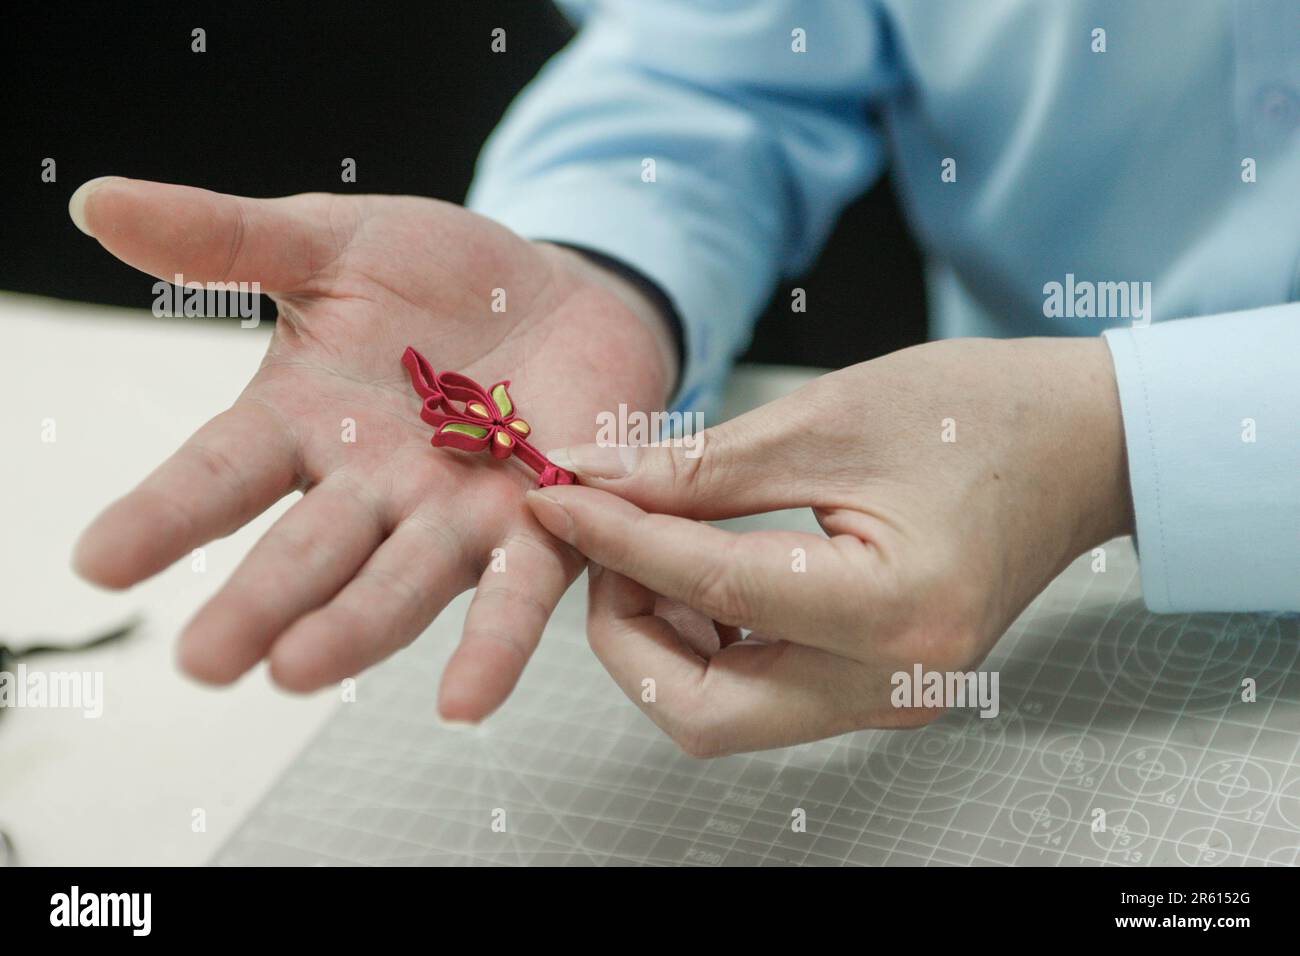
[{"x1": 0, "y1": 615, "x2": 141, "y2": 866}]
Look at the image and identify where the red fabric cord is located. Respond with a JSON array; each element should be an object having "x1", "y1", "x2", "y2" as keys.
[{"x1": 400, "y1": 346, "x2": 577, "y2": 488}]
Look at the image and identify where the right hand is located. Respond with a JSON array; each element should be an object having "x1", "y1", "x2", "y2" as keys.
[
  {"x1": 527, "y1": 337, "x2": 1132, "y2": 755},
  {"x1": 69, "y1": 177, "x2": 675, "y2": 721}
]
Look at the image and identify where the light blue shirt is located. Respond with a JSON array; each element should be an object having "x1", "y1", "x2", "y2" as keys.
[{"x1": 468, "y1": 0, "x2": 1300, "y2": 613}]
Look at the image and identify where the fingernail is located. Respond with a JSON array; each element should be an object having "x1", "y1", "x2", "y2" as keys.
[
  {"x1": 436, "y1": 714, "x2": 480, "y2": 733},
  {"x1": 68, "y1": 176, "x2": 118, "y2": 237},
  {"x1": 546, "y1": 443, "x2": 639, "y2": 479},
  {"x1": 525, "y1": 489, "x2": 575, "y2": 542}
]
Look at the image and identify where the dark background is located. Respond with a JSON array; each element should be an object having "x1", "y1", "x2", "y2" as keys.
[{"x1": 0, "y1": 1, "x2": 926, "y2": 368}]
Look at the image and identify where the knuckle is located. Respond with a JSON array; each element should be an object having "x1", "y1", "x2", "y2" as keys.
[
  {"x1": 666, "y1": 680, "x2": 733, "y2": 759},
  {"x1": 499, "y1": 529, "x2": 581, "y2": 578},
  {"x1": 654, "y1": 435, "x2": 722, "y2": 501},
  {"x1": 473, "y1": 580, "x2": 550, "y2": 628},
  {"x1": 327, "y1": 470, "x2": 387, "y2": 531},
  {"x1": 460, "y1": 626, "x2": 529, "y2": 668},
  {"x1": 686, "y1": 551, "x2": 752, "y2": 626},
  {"x1": 355, "y1": 563, "x2": 423, "y2": 610},
  {"x1": 267, "y1": 518, "x2": 333, "y2": 571},
  {"x1": 405, "y1": 507, "x2": 469, "y2": 570},
  {"x1": 220, "y1": 198, "x2": 249, "y2": 282},
  {"x1": 187, "y1": 438, "x2": 245, "y2": 502},
  {"x1": 660, "y1": 441, "x2": 705, "y2": 488},
  {"x1": 497, "y1": 531, "x2": 552, "y2": 565},
  {"x1": 670, "y1": 717, "x2": 727, "y2": 760}
]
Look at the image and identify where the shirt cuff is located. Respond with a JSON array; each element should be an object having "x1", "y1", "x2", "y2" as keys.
[{"x1": 1102, "y1": 303, "x2": 1300, "y2": 612}]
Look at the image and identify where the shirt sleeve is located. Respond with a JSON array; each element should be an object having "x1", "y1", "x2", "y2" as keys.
[
  {"x1": 467, "y1": 0, "x2": 892, "y2": 411},
  {"x1": 1103, "y1": 303, "x2": 1300, "y2": 612}
]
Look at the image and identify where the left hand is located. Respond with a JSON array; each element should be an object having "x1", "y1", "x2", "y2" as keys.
[
  {"x1": 66, "y1": 178, "x2": 674, "y2": 721},
  {"x1": 525, "y1": 337, "x2": 1134, "y2": 756}
]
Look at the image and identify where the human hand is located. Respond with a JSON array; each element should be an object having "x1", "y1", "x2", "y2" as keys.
[
  {"x1": 68, "y1": 177, "x2": 674, "y2": 720},
  {"x1": 525, "y1": 338, "x2": 1134, "y2": 755}
]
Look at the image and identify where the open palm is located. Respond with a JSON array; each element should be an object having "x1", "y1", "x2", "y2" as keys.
[{"x1": 71, "y1": 178, "x2": 671, "y2": 720}]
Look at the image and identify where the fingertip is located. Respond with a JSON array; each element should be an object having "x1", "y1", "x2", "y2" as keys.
[
  {"x1": 523, "y1": 488, "x2": 574, "y2": 542},
  {"x1": 264, "y1": 641, "x2": 315, "y2": 695},
  {"x1": 527, "y1": 484, "x2": 634, "y2": 521},
  {"x1": 437, "y1": 640, "x2": 520, "y2": 723},
  {"x1": 264, "y1": 615, "x2": 358, "y2": 695},
  {"x1": 544, "y1": 443, "x2": 639, "y2": 480},
  {"x1": 71, "y1": 497, "x2": 177, "y2": 589},
  {"x1": 71, "y1": 528, "x2": 135, "y2": 590},
  {"x1": 175, "y1": 631, "x2": 240, "y2": 686},
  {"x1": 176, "y1": 608, "x2": 258, "y2": 686},
  {"x1": 72, "y1": 501, "x2": 162, "y2": 589},
  {"x1": 435, "y1": 713, "x2": 481, "y2": 733},
  {"x1": 436, "y1": 695, "x2": 488, "y2": 726},
  {"x1": 68, "y1": 175, "x2": 126, "y2": 237},
  {"x1": 265, "y1": 653, "x2": 326, "y2": 695}
]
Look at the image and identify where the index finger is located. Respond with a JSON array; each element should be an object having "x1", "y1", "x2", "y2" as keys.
[{"x1": 525, "y1": 485, "x2": 874, "y2": 651}]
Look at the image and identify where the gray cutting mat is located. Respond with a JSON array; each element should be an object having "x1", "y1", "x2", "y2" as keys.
[{"x1": 214, "y1": 538, "x2": 1300, "y2": 866}]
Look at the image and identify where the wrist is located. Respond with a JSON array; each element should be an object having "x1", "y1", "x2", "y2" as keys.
[
  {"x1": 1046, "y1": 337, "x2": 1136, "y2": 554},
  {"x1": 537, "y1": 242, "x2": 682, "y2": 399}
]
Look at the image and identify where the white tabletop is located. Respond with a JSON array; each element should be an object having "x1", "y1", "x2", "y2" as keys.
[{"x1": 0, "y1": 290, "x2": 817, "y2": 865}]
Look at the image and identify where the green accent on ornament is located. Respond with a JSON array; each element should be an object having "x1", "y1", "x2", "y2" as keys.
[
  {"x1": 441, "y1": 422, "x2": 489, "y2": 439},
  {"x1": 491, "y1": 384, "x2": 513, "y2": 418}
]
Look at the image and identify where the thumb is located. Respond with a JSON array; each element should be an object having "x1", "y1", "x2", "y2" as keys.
[
  {"x1": 544, "y1": 399, "x2": 811, "y2": 519},
  {"x1": 68, "y1": 176, "x2": 351, "y2": 293}
]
